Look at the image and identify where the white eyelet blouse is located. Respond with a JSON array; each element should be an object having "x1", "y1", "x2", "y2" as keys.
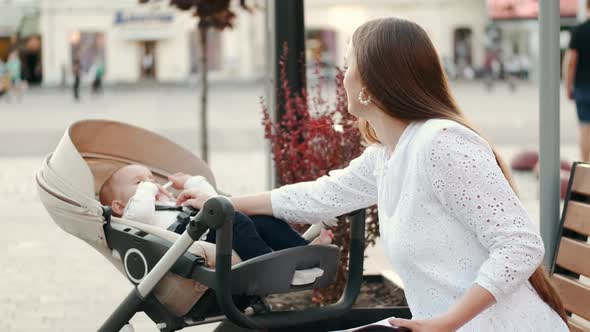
[{"x1": 271, "y1": 119, "x2": 568, "y2": 331}]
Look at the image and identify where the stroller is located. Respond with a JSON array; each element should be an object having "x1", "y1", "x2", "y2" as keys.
[{"x1": 36, "y1": 120, "x2": 410, "y2": 331}]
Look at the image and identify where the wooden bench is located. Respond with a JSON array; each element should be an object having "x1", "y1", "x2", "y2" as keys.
[{"x1": 552, "y1": 162, "x2": 590, "y2": 331}]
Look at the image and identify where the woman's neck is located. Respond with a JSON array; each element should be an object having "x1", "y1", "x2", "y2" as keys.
[{"x1": 366, "y1": 111, "x2": 410, "y2": 155}]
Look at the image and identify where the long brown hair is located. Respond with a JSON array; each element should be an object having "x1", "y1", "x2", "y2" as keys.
[{"x1": 352, "y1": 17, "x2": 567, "y2": 322}]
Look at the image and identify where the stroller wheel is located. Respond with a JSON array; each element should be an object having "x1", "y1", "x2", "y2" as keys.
[{"x1": 119, "y1": 323, "x2": 135, "y2": 332}]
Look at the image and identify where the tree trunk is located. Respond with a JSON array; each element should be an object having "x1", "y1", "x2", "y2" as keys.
[{"x1": 199, "y1": 26, "x2": 209, "y2": 162}]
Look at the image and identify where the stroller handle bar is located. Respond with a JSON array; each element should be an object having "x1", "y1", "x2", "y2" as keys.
[{"x1": 213, "y1": 199, "x2": 366, "y2": 329}]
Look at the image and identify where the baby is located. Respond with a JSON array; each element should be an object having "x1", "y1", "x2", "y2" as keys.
[{"x1": 99, "y1": 164, "x2": 332, "y2": 261}]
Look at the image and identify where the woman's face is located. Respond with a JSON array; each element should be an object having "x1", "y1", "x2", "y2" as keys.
[{"x1": 343, "y1": 42, "x2": 367, "y2": 117}]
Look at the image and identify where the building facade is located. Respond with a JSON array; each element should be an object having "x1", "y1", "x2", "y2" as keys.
[
  {"x1": 34, "y1": 0, "x2": 488, "y2": 85},
  {"x1": 39, "y1": 0, "x2": 266, "y2": 85},
  {"x1": 304, "y1": 0, "x2": 488, "y2": 79},
  {"x1": 487, "y1": 0, "x2": 581, "y2": 81}
]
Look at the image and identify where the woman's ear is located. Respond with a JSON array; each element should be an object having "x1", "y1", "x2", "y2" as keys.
[{"x1": 111, "y1": 200, "x2": 125, "y2": 217}]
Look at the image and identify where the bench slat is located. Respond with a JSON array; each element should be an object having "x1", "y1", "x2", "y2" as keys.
[
  {"x1": 556, "y1": 238, "x2": 590, "y2": 278},
  {"x1": 572, "y1": 164, "x2": 590, "y2": 197},
  {"x1": 569, "y1": 318, "x2": 590, "y2": 332},
  {"x1": 564, "y1": 201, "x2": 590, "y2": 237},
  {"x1": 552, "y1": 274, "x2": 590, "y2": 321}
]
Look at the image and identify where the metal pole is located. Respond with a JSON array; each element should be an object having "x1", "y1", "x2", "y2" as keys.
[
  {"x1": 266, "y1": 0, "x2": 306, "y2": 189},
  {"x1": 272, "y1": 0, "x2": 305, "y2": 187},
  {"x1": 265, "y1": 0, "x2": 277, "y2": 190},
  {"x1": 539, "y1": 0, "x2": 561, "y2": 268},
  {"x1": 274, "y1": 0, "x2": 306, "y2": 104}
]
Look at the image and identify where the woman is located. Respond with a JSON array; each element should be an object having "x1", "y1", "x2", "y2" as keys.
[{"x1": 177, "y1": 18, "x2": 568, "y2": 331}]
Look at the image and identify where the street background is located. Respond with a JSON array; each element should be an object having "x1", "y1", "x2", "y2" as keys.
[{"x1": 1, "y1": 0, "x2": 588, "y2": 330}]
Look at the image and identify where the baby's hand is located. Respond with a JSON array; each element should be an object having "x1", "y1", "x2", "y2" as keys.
[
  {"x1": 168, "y1": 172, "x2": 192, "y2": 190},
  {"x1": 176, "y1": 188, "x2": 212, "y2": 209}
]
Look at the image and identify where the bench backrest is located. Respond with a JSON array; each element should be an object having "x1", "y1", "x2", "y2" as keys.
[{"x1": 552, "y1": 162, "x2": 590, "y2": 331}]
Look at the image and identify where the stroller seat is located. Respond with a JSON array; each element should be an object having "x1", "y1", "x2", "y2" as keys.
[{"x1": 36, "y1": 120, "x2": 360, "y2": 331}]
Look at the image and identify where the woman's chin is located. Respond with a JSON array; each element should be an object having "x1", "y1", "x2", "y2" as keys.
[{"x1": 347, "y1": 106, "x2": 359, "y2": 117}]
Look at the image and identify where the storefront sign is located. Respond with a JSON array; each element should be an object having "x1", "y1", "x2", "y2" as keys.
[{"x1": 114, "y1": 10, "x2": 174, "y2": 25}]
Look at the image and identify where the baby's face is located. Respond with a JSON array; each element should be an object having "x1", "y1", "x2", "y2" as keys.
[{"x1": 111, "y1": 164, "x2": 156, "y2": 205}]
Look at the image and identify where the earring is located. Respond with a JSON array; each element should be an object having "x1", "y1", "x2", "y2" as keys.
[{"x1": 358, "y1": 87, "x2": 372, "y2": 106}]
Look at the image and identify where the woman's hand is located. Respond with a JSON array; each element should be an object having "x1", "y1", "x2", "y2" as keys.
[
  {"x1": 388, "y1": 315, "x2": 458, "y2": 332},
  {"x1": 168, "y1": 172, "x2": 192, "y2": 190},
  {"x1": 176, "y1": 188, "x2": 213, "y2": 209}
]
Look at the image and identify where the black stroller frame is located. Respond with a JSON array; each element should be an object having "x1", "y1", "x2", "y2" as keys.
[{"x1": 99, "y1": 196, "x2": 411, "y2": 332}]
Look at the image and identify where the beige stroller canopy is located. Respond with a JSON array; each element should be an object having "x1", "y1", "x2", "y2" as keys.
[{"x1": 36, "y1": 119, "x2": 237, "y2": 316}]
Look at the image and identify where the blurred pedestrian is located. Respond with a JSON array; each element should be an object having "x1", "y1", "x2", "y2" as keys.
[
  {"x1": 72, "y1": 59, "x2": 81, "y2": 101},
  {"x1": 505, "y1": 55, "x2": 521, "y2": 92},
  {"x1": 60, "y1": 63, "x2": 68, "y2": 90},
  {"x1": 564, "y1": 2, "x2": 590, "y2": 161},
  {"x1": 6, "y1": 51, "x2": 22, "y2": 102},
  {"x1": 442, "y1": 56, "x2": 457, "y2": 80},
  {"x1": 0, "y1": 59, "x2": 6, "y2": 101},
  {"x1": 483, "y1": 49, "x2": 500, "y2": 91},
  {"x1": 519, "y1": 54, "x2": 531, "y2": 80},
  {"x1": 141, "y1": 52, "x2": 154, "y2": 78},
  {"x1": 91, "y1": 61, "x2": 105, "y2": 94}
]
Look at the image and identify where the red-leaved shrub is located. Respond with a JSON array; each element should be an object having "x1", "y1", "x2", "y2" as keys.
[{"x1": 262, "y1": 44, "x2": 380, "y2": 304}]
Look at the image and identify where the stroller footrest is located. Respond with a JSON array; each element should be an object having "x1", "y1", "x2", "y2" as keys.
[
  {"x1": 192, "y1": 245, "x2": 340, "y2": 296},
  {"x1": 291, "y1": 267, "x2": 324, "y2": 286}
]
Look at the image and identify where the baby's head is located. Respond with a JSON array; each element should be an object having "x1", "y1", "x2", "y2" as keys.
[{"x1": 99, "y1": 164, "x2": 156, "y2": 216}]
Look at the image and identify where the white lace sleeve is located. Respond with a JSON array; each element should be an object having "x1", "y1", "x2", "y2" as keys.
[
  {"x1": 270, "y1": 145, "x2": 380, "y2": 225},
  {"x1": 424, "y1": 124, "x2": 544, "y2": 302}
]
